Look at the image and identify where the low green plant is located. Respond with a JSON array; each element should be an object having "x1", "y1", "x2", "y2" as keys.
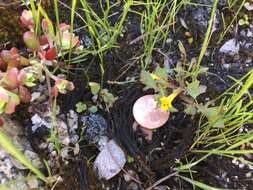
[
  {"x1": 75, "y1": 102, "x2": 87, "y2": 113},
  {"x1": 89, "y1": 82, "x2": 117, "y2": 110},
  {"x1": 0, "y1": 8, "x2": 79, "y2": 121},
  {"x1": 169, "y1": 69, "x2": 253, "y2": 189},
  {"x1": 140, "y1": 41, "x2": 212, "y2": 117},
  {"x1": 0, "y1": 5, "x2": 82, "y2": 186},
  {"x1": 132, "y1": 0, "x2": 182, "y2": 68},
  {"x1": 238, "y1": 14, "x2": 249, "y2": 26}
]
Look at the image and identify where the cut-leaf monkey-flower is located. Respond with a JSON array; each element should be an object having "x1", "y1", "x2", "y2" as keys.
[
  {"x1": 150, "y1": 73, "x2": 160, "y2": 80},
  {"x1": 160, "y1": 88, "x2": 183, "y2": 111}
]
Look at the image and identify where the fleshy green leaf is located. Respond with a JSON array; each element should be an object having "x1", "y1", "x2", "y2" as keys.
[
  {"x1": 75, "y1": 102, "x2": 87, "y2": 113},
  {"x1": 88, "y1": 105, "x2": 98, "y2": 113},
  {"x1": 23, "y1": 32, "x2": 40, "y2": 51},
  {"x1": 100, "y1": 89, "x2": 117, "y2": 108},
  {"x1": 127, "y1": 155, "x2": 134, "y2": 163},
  {"x1": 89, "y1": 82, "x2": 101, "y2": 95}
]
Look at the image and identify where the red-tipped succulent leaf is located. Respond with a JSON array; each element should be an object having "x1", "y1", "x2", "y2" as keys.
[
  {"x1": 45, "y1": 47, "x2": 57, "y2": 60},
  {"x1": 2, "y1": 68, "x2": 19, "y2": 89},
  {"x1": 23, "y1": 31, "x2": 40, "y2": 51},
  {"x1": 52, "y1": 78, "x2": 75, "y2": 97},
  {"x1": 39, "y1": 35, "x2": 49, "y2": 46},
  {"x1": 0, "y1": 87, "x2": 20, "y2": 114},
  {"x1": 0, "y1": 48, "x2": 25, "y2": 70},
  {"x1": 20, "y1": 10, "x2": 34, "y2": 29},
  {"x1": 133, "y1": 95, "x2": 170, "y2": 129},
  {"x1": 0, "y1": 57, "x2": 7, "y2": 71},
  {"x1": 18, "y1": 85, "x2": 31, "y2": 103}
]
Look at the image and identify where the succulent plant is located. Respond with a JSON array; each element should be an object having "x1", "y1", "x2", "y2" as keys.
[{"x1": 0, "y1": 9, "x2": 81, "y2": 125}]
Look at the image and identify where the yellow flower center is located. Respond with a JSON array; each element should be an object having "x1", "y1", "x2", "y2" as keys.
[
  {"x1": 150, "y1": 73, "x2": 160, "y2": 80},
  {"x1": 159, "y1": 88, "x2": 182, "y2": 111}
]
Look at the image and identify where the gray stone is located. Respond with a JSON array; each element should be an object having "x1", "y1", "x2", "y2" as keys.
[{"x1": 219, "y1": 39, "x2": 240, "y2": 56}]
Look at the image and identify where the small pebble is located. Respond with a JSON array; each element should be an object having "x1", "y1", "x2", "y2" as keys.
[
  {"x1": 246, "y1": 172, "x2": 252, "y2": 178},
  {"x1": 239, "y1": 163, "x2": 245, "y2": 168},
  {"x1": 222, "y1": 172, "x2": 227, "y2": 178},
  {"x1": 247, "y1": 29, "x2": 253, "y2": 37},
  {"x1": 223, "y1": 63, "x2": 230, "y2": 69},
  {"x1": 248, "y1": 165, "x2": 253, "y2": 170}
]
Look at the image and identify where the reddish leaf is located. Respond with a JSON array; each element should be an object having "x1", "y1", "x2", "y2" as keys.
[
  {"x1": 67, "y1": 81, "x2": 75, "y2": 91},
  {"x1": 23, "y1": 31, "x2": 40, "y2": 51},
  {"x1": 3, "y1": 68, "x2": 19, "y2": 89},
  {"x1": 0, "y1": 89, "x2": 9, "y2": 102},
  {"x1": 0, "y1": 87, "x2": 20, "y2": 114},
  {"x1": 10, "y1": 47, "x2": 19, "y2": 56},
  {"x1": 0, "y1": 117, "x2": 4, "y2": 127},
  {"x1": 1, "y1": 89, "x2": 20, "y2": 114},
  {"x1": 59, "y1": 23, "x2": 70, "y2": 30},
  {"x1": 42, "y1": 19, "x2": 49, "y2": 32},
  {"x1": 1, "y1": 48, "x2": 20, "y2": 69},
  {"x1": 19, "y1": 56, "x2": 29, "y2": 66},
  {"x1": 0, "y1": 58, "x2": 7, "y2": 71},
  {"x1": 39, "y1": 35, "x2": 49, "y2": 46},
  {"x1": 0, "y1": 50, "x2": 12, "y2": 63},
  {"x1": 45, "y1": 47, "x2": 57, "y2": 60},
  {"x1": 53, "y1": 78, "x2": 74, "y2": 96},
  {"x1": 19, "y1": 85, "x2": 31, "y2": 103},
  {"x1": 41, "y1": 19, "x2": 54, "y2": 47},
  {"x1": 52, "y1": 86, "x2": 58, "y2": 97},
  {"x1": 20, "y1": 10, "x2": 34, "y2": 29},
  {"x1": 17, "y1": 70, "x2": 27, "y2": 85}
]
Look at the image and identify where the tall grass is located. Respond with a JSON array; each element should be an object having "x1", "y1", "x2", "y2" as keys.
[
  {"x1": 197, "y1": 0, "x2": 219, "y2": 68},
  {"x1": 71, "y1": 0, "x2": 132, "y2": 84},
  {"x1": 192, "y1": 69, "x2": 253, "y2": 150},
  {"x1": 218, "y1": 0, "x2": 246, "y2": 44},
  {"x1": 172, "y1": 69, "x2": 253, "y2": 189},
  {"x1": 132, "y1": 0, "x2": 183, "y2": 68}
]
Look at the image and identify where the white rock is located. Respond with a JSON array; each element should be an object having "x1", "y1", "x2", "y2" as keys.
[
  {"x1": 93, "y1": 140, "x2": 126, "y2": 180},
  {"x1": 239, "y1": 163, "x2": 245, "y2": 168},
  {"x1": 223, "y1": 63, "x2": 230, "y2": 69},
  {"x1": 244, "y1": 2, "x2": 253, "y2": 11},
  {"x1": 247, "y1": 29, "x2": 253, "y2": 37},
  {"x1": 246, "y1": 172, "x2": 252, "y2": 178},
  {"x1": 27, "y1": 178, "x2": 39, "y2": 188},
  {"x1": 61, "y1": 136, "x2": 70, "y2": 146},
  {"x1": 219, "y1": 39, "x2": 240, "y2": 56},
  {"x1": 31, "y1": 92, "x2": 41, "y2": 102}
]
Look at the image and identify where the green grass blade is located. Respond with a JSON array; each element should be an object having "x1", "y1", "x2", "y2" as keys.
[
  {"x1": 197, "y1": 0, "x2": 219, "y2": 67},
  {"x1": 68, "y1": 0, "x2": 78, "y2": 64},
  {"x1": 0, "y1": 129, "x2": 47, "y2": 183},
  {"x1": 180, "y1": 176, "x2": 229, "y2": 190}
]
